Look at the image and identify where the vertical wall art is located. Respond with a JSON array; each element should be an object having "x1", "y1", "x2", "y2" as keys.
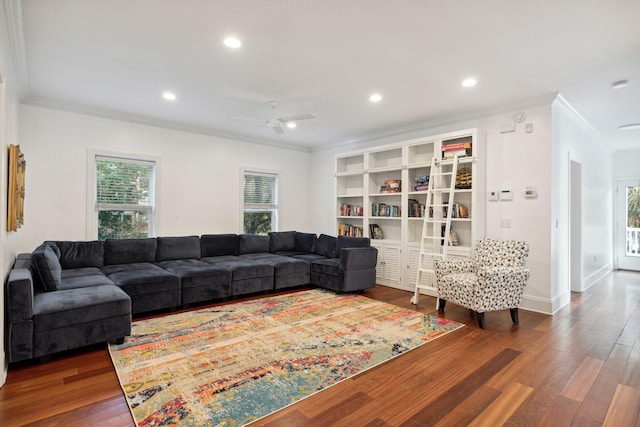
[{"x1": 7, "y1": 144, "x2": 25, "y2": 231}]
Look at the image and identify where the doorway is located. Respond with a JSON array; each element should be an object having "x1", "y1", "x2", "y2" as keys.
[{"x1": 616, "y1": 180, "x2": 640, "y2": 271}]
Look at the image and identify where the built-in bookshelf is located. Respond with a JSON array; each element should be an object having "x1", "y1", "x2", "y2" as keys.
[{"x1": 335, "y1": 128, "x2": 483, "y2": 293}]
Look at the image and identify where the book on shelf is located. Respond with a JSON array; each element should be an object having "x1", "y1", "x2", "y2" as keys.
[
  {"x1": 442, "y1": 141, "x2": 472, "y2": 159},
  {"x1": 379, "y1": 179, "x2": 401, "y2": 193},
  {"x1": 413, "y1": 175, "x2": 429, "y2": 191},
  {"x1": 408, "y1": 198, "x2": 426, "y2": 218},
  {"x1": 340, "y1": 203, "x2": 363, "y2": 217},
  {"x1": 442, "y1": 203, "x2": 469, "y2": 219},
  {"x1": 371, "y1": 202, "x2": 400, "y2": 217},
  {"x1": 338, "y1": 223, "x2": 364, "y2": 237},
  {"x1": 369, "y1": 223, "x2": 384, "y2": 239}
]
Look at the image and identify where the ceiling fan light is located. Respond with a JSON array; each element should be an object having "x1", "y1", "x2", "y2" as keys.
[
  {"x1": 286, "y1": 122, "x2": 297, "y2": 129},
  {"x1": 369, "y1": 93, "x2": 382, "y2": 103},
  {"x1": 162, "y1": 92, "x2": 176, "y2": 101},
  {"x1": 618, "y1": 123, "x2": 640, "y2": 131}
]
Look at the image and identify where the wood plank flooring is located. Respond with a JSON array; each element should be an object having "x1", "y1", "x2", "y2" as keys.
[{"x1": 2, "y1": 270, "x2": 640, "y2": 426}]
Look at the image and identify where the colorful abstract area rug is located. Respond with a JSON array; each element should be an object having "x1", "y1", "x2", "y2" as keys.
[{"x1": 108, "y1": 289, "x2": 464, "y2": 426}]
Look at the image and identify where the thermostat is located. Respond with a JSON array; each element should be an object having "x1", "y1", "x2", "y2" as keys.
[{"x1": 499, "y1": 190, "x2": 513, "y2": 201}]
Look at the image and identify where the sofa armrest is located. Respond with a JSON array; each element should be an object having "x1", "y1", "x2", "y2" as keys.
[
  {"x1": 339, "y1": 247, "x2": 378, "y2": 271},
  {"x1": 433, "y1": 258, "x2": 476, "y2": 277},
  {"x1": 6, "y1": 267, "x2": 35, "y2": 321},
  {"x1": 475, "y1": 266, "x2": 530, "y2": 309}
]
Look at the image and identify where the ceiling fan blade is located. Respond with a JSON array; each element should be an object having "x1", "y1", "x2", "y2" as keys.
[
  {"x1": 278, "y1": 113, "x2": 316, "y2": 122},
  {"x1": 225, "y1": 115, "x2": 265, "y2": 122},
  {"x1": 273, "y1": 123, "x2": 285, "y2": 134}
]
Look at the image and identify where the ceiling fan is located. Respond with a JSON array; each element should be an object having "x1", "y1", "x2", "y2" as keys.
[{"x1": 227, "y1": 101, "x2": 316, "y2": 135}]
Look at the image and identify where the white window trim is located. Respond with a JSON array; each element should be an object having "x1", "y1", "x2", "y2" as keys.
[
  {"x1": 86, "y1": 148, "x2": 161, "y2": 240},
  {"x1": 240, "y1": 167, "x2": 280, "y2": 234}
]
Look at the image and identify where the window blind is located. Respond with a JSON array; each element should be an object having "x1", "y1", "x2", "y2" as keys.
[
  {"x1": 95, "y1": 156, "x2": 155, "y2": 210},
  {"x1": 243, "y1": 171, "x2": 278, "y2": 209}
]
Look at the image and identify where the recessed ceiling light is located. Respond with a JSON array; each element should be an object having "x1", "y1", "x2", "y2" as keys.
[
  {"x1": 369, "y1": 93, "x2": 382, "y2": 103},
  {"x1": 612, "y1": 80, "x2": 629, "y2": 90},
  {"x1": 462, "y1": 78, "x2": 477, "y2": 87},
  {"x1": 286, "y1": 122, "x2": 297, "y2": 129},
  {"x1": 224, "y1": 37, "x2": 242, "y2": 49},
  {"x1": 162, "y1": 92, "x2": 176, "y2": 101},
  {"x1": 619, "y1": 123, "x2": 640, "y2": 131}
]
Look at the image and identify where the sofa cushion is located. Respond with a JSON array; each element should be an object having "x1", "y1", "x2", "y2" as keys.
[
  {"x1": 200, "y1": 234, "x2": 238, "y2": 257},
  {"x1": 269, "y1": 231, "x2": 296, "y2": 253},
  {"x1": 311, "y1": 258, "x2": 342, "y2": 277},
  {"x1": 202, "y1": 258, "x2": 273, "y2": 280},
  {"x1": 156, "y1": 259, "x2": 231, "y2": 289},
  {"x1": 238, "y1": 234, "x2": 270, "y2": 255},
  {"x1": 157, "y1": 236, "x2": 201, "y2": 261},
  {"x1": 32, "y1": 244, "x2": 62, "y2": 292},
  {"x1": 102, "y1": 263, "x2": 181, "y2": 296},
  {"x1": 295, "y1": 232, "x2": 317, "y2": 253},
  {"x1": 335, "y1": 236, "x2": 370, "y2": 256},
  {"x1": 32, "y1": 285, "x2": 130, "y2": 332},
  {"x1": 311, "y1": 234, "x2": 337, "y2": 258},
  {"x1": 54, "y1": 241, "x2": 104, "y2": 269},
  {"x1": 104, "y1": 238, "x2": 157, "y2": 265}
]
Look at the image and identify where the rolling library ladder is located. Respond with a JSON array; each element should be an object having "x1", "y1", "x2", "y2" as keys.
[{"x1": 410, "y1": 154, "x2": 460, "y2": 305}]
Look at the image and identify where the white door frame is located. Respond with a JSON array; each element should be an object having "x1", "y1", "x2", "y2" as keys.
[{"x1": 616, "y1": 180, "x2": 640, "y2": 271}]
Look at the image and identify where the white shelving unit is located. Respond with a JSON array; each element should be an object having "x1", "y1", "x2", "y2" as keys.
[{"x1": 335, "y1": 128, "x2": 484, "y2": 293}]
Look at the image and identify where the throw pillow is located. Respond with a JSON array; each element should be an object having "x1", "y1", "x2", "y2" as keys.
[
  {"x1": 32, "y1": 244, "x2": 62, "y2": 291},
  {"x1": 269, "y1": 231, "x2": 296, "y2": 252},
  {"x1": 295, "y1": 232, "x2": 317, "y2": 253},
  {"x1": 311, "y1": 234, "x2": 337, "y2": 258}
]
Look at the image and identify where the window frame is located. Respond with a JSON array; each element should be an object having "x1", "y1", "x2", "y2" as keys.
[
  {"x1": 241, "y1": 168, "x2": 280, "y2": 234},
  {"x1": 86, "y1": 149, "x2": 160, "y2": 240}
]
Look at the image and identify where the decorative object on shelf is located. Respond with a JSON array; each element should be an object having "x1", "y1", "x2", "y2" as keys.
[
  {"x1": 369, "y1": 223, "x2": 383, "y2": 239},
  {"x1": 7, "y1": 144, "x2": 26, "y2": 232},
  {"x1": 455, "y1": 167, "x2": 472, "y2": 189}
]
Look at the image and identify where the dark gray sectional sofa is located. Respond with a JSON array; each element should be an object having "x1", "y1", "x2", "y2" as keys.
[{"x1": 5, "y1": 231, "x2": 377, "y2": 363}]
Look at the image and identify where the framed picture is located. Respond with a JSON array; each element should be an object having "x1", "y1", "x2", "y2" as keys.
[
  {"x1": 7, "y1": 144, "x2": 25, "y2": 231},
  {"x1": 369, "y1": 223, "x2": 383, "y2": 240}
]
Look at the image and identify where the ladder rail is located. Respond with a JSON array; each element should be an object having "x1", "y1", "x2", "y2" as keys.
[{"x1": 411, "y1": 154, "x2": 459, "y2": 305}]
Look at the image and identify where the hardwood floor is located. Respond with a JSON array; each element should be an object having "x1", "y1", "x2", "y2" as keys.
[{"x1": 2, "y1": 271, "x2": 640, "y2": 426}]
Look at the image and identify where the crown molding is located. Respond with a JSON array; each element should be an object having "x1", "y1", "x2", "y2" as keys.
[
  {"x1": 312, "y1": 93, "x2": 559, "y2": 153},
  {"x1": 3, "y1": 0, "x2": 28, "y2": 95},
  {"x1": 552, "y1": 93, "x2": 604, "y2": 143},
  {"x1": 21, "y1": 96, "x2": 312, "y2": 153}
]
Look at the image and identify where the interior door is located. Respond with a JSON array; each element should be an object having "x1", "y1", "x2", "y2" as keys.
[{"x1": 617, "y1": 180, "x2": 640, "y2": 271}]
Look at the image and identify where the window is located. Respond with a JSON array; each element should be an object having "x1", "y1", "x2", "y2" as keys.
[
  {"x1": 95, "y1": 155, "x2": 156, "y2": 240},
  {"x1": 243, "y1": 170, "x2": 278, "y2": 234}
]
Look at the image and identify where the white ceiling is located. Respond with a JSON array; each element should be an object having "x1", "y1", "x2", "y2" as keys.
[{"x1": 14, "y1": 0, "x2": 640, "y2": 151}]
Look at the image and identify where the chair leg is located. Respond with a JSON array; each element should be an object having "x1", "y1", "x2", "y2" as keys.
[
  {"x1": 510, "y1": 308, "x2": 519, "y2": 325},
  {"x1": 476, "y1": 312, "x2": 486, "y2": 329},
  {"x1": 437, "y1": 298, "x2": 446, "y2": 313}
]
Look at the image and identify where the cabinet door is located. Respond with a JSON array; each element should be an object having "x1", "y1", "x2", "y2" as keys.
[
  {"x1": 371, "y1": 242, "x2": 401, "y2": 286},
  {"x1": 381, "y1": 244, "x2": 401, "y2": 284},
  {"x1": 406, "y1": 245, "x2": 436, "y2": 295}
]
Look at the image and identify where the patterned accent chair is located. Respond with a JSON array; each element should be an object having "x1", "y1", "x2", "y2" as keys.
[{"x1": 433, "y1": 239, "x2": 530, "y2": 329}]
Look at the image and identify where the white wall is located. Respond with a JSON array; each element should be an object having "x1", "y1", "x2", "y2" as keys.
[
  {"x1": 0, "y1": 0, "x2": 24, "y2": 387},
  {"x1": 551, "y1": 96, "x2": 613, "y2": 303},
  {"x1": 17, "y1": 105, "x2": 311, "y2": 253},
  {"x1": 309, "y1": 97, "x2": 609, "y2": 315}
]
